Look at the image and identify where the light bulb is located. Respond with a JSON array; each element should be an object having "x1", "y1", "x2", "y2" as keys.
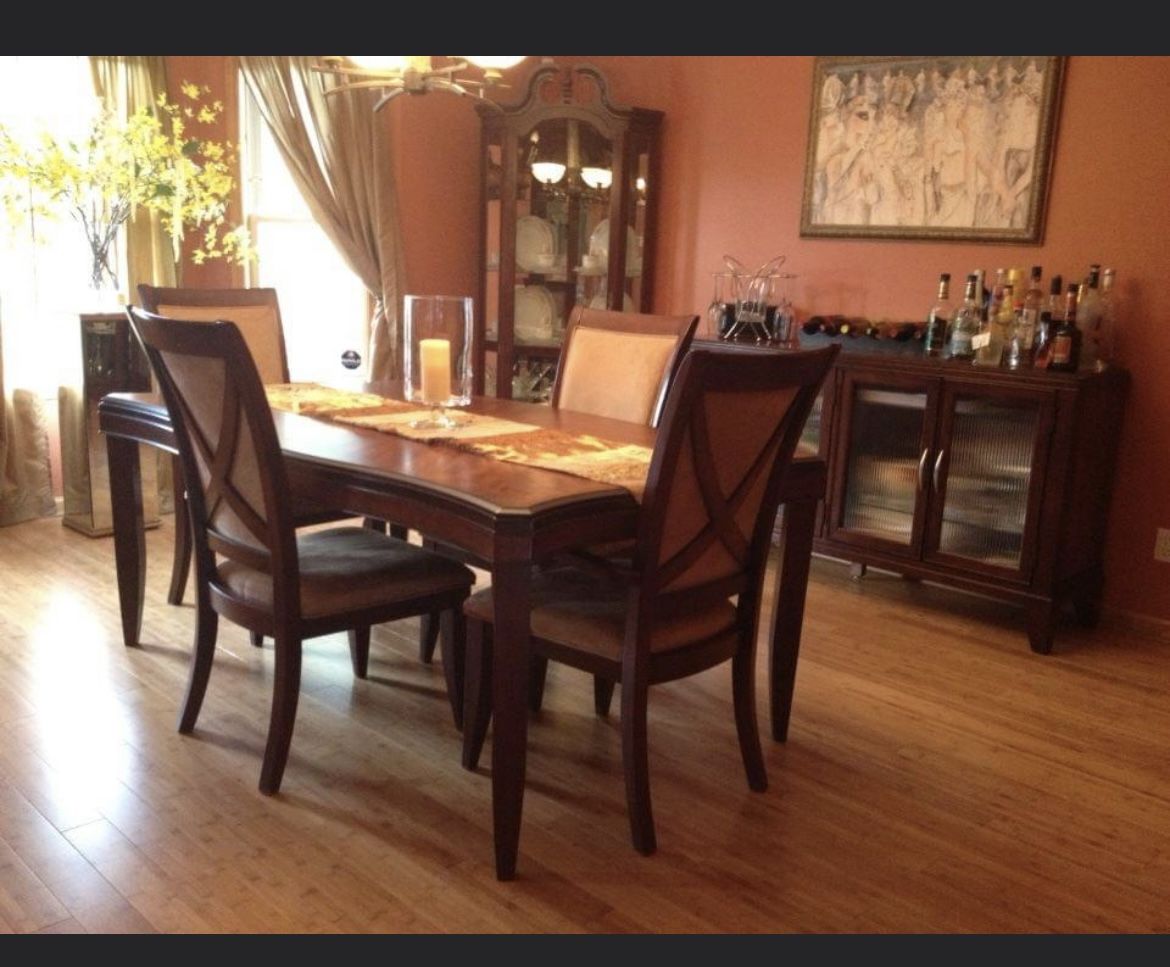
[
  {"x1": 463, "y1": 56, "x2": 526, "y2": 70},
  {"x1": 580, "y1": 166, "x2": 613, "y2": 190},
  {"x1": 531, "y1": 162, "x2": 566, "y2": 185},
  {"x1": 636, "y1": 176, "x2": 647, "y2": 193},
  {"x1": 348, "y1": 56, "x2": 410, "y2": 72}
]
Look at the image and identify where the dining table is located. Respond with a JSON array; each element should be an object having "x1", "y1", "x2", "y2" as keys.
[{"x1": 98, "y1": 386, "x2": 826, "y2": 880}]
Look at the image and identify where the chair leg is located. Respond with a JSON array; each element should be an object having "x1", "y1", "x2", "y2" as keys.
[
  {"x1": 593, "y1": 676, "x2": 615, "y2": 716},
  {"x1": 528, "y1": 656, "x2": 549, "y2": 712},
  {"x1": 439, "y1": 609, "x2": 466, "y2": 730},
  {"x1": 621, "y1": 675, "x2": 656, "y2": 855},
  {"x1": 348, "y1": 626, "x2": 371, "y2": 679},
  {"x1": 732, "y1": 641, "x2": 768, "y2": 793},
  {"x1": 419, "y1": 612, "x2": 440, "y2": 664},
  {"x1": 177, "y1": 599, "x2": 218, "y2": 733},
  {"x1": 259, "y1": 632, "x2": 303, "y2": 796},
  {"x1": 167, "y1": 458, "x2": 191, "y2": 606},
  {"x1": 388, "y1": 523, "x2": 408, "y2": 540},
  {"x1": 461, "y1": 619, "x2": 493, "y2": 770},
  {"x1": 250, "y1": 631, "x2": 264, "y2": 648}
]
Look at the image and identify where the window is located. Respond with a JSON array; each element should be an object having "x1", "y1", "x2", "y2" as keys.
[
  {"x1": 239, "y1": 78, "x2": 370, "y2": 383},
  {"x1": 0, "y1": 56, "x2": 111, "y2": 394}
]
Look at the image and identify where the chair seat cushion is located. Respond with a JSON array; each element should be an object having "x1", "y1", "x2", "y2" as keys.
[
  {"x1": 217, "y1": 527, "x2": 474, "y2": 619},
  {"x1": 465, "y1": 565, "x2": 737, "y2": 662}
]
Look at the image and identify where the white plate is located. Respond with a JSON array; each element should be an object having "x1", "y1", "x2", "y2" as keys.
[
  {"x1": 515, "y1": 285, "x2": 557, "y2": 341},
  {"x1": 516, "y1": 215, "x2": 555, "y2": 272},
  {"x1": 588, "y1": 219, "x2": 642, "y2": 276},
  {"x1": 588, "y1": 292, "x2": 635, "y2": 312}
]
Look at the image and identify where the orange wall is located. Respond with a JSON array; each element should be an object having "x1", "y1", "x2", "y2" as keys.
[{"x1": 160, "y1": 56, "x2": 1170, "y2": 624}]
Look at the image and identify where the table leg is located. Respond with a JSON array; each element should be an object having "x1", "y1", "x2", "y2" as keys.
[
  {"x1": 490, "y1": 555, "x2": 532, "y2": 881},
  {"x1": 769, "y1": 497, "x2": 817, "y2": 742},
  {"x1": 108, "y1": 435, "x2": 145, "y2": 648}
]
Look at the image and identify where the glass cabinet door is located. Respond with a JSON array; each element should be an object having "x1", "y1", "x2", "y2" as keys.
[
  {"x1": 828, "y1": 372, "x2": 939, "y2": 557},
  {"x1": 923, "y1": 383, "x2": 1054, "y2": 581}
]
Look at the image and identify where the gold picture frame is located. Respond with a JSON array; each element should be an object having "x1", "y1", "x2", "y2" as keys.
[{"x1": 799, "y1": 56, "x2": 1066, "y2": 243}]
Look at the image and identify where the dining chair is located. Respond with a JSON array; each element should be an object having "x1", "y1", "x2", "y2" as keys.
[
  {"x1": 524, "y1": 304, "x2": 699, "y2": 711},
  {"x1": 459, "y1": 342, "x2": 839, "y2": 854},
  {"x1": 137, "y1": 285, "x2": 392, "y2": 641},
  {"x1": 551, "y1": 304, "x2": 700, "y2": 429},
  {"x1": 128, "y1": 307, "x2": 475, "y2": 795}
]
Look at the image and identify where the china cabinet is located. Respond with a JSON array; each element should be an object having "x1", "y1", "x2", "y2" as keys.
[
  {"x1": 783, "y1": 334, "x2": 1128, "y2": 654},
  {"x1": 475, "y1": 62, "x2": 662, "y2": 401}
]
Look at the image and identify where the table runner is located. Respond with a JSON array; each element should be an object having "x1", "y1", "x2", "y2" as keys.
[{"x1": 266, "y1": 383, "x2": 651, "y2": 496}]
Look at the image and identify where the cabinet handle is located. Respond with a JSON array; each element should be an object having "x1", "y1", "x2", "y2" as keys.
[
  {"x1": 933, "y1": 449, "x2": 946, "y2": 492},
  {"x1": 917, "y1": 448, "x2": 930, "y2": 491}
]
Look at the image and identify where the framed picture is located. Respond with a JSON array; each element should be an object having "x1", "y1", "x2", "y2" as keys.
[{"x1": 800, "y1": 56, "x2": 1066, "y2": 243}]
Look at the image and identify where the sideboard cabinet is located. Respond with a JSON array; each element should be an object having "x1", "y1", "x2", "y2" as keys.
[{"x1": 796, "y1": 338, "x2": 1129, "y2": 654}]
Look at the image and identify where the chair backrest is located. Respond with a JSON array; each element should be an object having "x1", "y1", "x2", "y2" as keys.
[
  {"x1": 636, "y1": 343, "x2": 839, "y2": 615},
  {"x1": 137, "y1": 285, "x2": 290, "y2": 385},
  {"x1": 551, "y1": 306, "x2": 699, "y2": 428},
  {"x1": 127, "y1": 306, "x2": 297, "y2": 594}
]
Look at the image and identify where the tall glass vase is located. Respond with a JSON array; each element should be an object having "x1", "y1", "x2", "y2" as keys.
[{"x1": 402, "y1": 294, "x2": 474, "y2": 429}]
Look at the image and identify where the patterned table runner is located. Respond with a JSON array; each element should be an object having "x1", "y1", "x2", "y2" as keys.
[{"x1": 266, "y1": 383, "x2": 651, "y2": 496}]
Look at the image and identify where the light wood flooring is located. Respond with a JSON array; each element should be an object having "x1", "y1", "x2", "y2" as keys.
[{"x1": 0, "y1": 514, "x2": 1167, "y2": 933}]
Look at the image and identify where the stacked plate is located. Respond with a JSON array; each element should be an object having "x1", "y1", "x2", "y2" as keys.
[
  {"x1": 515, "y1": 285, "x2": 557, "y2": 342},
  {"x1": 516, "y1": 215, "x2": 556, "y2": 272},
  {"x1": 589, "y1": 219, "x2": 643, "y2": 276}
]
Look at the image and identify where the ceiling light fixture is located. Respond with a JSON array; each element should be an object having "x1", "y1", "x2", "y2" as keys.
[{"x1": 314, "y1": 55, "x2": 528, "y2": 112}]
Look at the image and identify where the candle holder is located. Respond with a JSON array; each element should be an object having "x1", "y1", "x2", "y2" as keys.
[{"x1": 403, "y1": 294, "x2": 474, "y2": 429}]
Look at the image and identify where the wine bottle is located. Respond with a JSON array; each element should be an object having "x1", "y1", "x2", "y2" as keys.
[
  {"x1": 947, "y1": 274, "x2": 980, "y2": 360},
  {"x1": 975, "y1": 282, "x2": 1011, "y2": 366},
  {"x1": 1096, "y1": 268, "x2": 1117, "y2": 368},
  {"x1": 1049, "y1": 283, "x2": 1082, "y2": 372},
  {"x1": 923, "y1": 272, "x2": 952, "y2": 357},
  {"x1": 1033, "y1": 274, "x2": 1063, "y2": 369}
]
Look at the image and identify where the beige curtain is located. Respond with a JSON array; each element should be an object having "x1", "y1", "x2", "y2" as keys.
[
  {"x1": 0, "y1": 322, "x2": 55, "y2": 526},
  {"x1": 239, "y1": 56, "x2": 405, "y2": 379},
  {"x1": 90, "y1": 56, "x2": 178, "y2": 295}
]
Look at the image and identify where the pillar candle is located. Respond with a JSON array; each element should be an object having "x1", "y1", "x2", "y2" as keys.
[{"x1": 419, "y1": 338, "x2": 451, "y2": 404}]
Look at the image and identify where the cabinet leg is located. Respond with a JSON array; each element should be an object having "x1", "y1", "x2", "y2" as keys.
[
  {"x1": 1026, "y1": 599, "x2": 1059, "y2": 655},
  {"x1": 849, "y1": 562, "x2": 867, "y2": 580}
]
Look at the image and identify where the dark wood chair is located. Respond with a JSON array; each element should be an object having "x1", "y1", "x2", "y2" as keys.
[
  {"x1": 128, "y1": 307, "x2": 475, "y2": 795},
  {"x1": 460, "y1": 343, "x2": 839, "y2": 854},
  {"x1": 137, "y1": 285, "x2": 393, "y2": 644},
  {"x1": 417, "y1": 306, "x2": 699, "y2": 675}
]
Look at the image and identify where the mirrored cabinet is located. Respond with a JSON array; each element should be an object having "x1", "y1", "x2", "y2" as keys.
[{"x1": 475, "y1": 62, "x2": 662, "y2": 401}]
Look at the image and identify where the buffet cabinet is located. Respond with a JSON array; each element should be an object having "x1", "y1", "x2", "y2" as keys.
[{"x1": 796, "y1": 339, "x2": 1129, "y2": 654}]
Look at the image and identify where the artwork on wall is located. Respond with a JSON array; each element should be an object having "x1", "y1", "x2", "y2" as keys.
[{"x1": 800, "y1": 56, "x2": 1066, "y2": 244}]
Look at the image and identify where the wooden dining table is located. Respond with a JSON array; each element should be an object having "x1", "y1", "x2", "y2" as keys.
[{"x1": 98, "y1": 388, "x2": 826, "y2": 880}]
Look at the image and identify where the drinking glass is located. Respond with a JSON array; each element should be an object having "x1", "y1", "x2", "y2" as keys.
[
  {"x1": 707, "y1": 272, "x2": 739, "y2": 339},
  {"x1": 403, "y1": 294, "x2": 473, "y2": 428}
]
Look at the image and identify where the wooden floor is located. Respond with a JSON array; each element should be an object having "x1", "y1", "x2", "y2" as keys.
[{"x1": 0, "y1": 514, "x2": 1168, "y2": 933}]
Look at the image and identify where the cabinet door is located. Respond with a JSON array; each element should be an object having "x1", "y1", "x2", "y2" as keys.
[
  {"x1": 922, "y1": 382, "x2": 1055, "y2": 583},
  {"x1": 826, "y1": 371, "x2": 940, "y2": 558}
]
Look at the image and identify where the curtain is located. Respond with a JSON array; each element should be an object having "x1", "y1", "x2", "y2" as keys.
[
  {"x1": 0, "y1": 321, "x2": 55, "y2": 525},
  {"x1": 239, "y1": 56, "x2": 405, "y2": 379}
]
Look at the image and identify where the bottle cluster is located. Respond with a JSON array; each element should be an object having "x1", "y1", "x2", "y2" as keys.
[
  {"x1": 922, "y1": 265, "x2": 1117, "y2": 372},
  {"x1": 802, "y1": 316, "x2": 924, "y2": 342}
]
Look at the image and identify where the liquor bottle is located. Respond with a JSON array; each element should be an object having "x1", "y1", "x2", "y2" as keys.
[
  {"x1": 1078, "y1": 264, "x2": 1103, "y2": 369},
  {"x1": 972, "y1": 268, "x2": 987, "y2": 321},
  {"x1": 1033, "y1": 274, "x2": 1063, "y2": 369},
  {"x1": 975, "y1": 283, "x2": 1011, "y2": 366},
  {"x1": 1096, "y1": 268, "x2": 1117, "y2": 368},
  {"x1": 947, "y1": 274, "x2": 980, "y2": 360},
  {"x1": 1008, "y1": 265, "x2": 1043, "y2": 370},
  {"x1": 1049, "y1": 283, "x2": 1082, "y2": 372},
  {"x1": 923, "y1": 272, "x2": 952, "y2": 356}
]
